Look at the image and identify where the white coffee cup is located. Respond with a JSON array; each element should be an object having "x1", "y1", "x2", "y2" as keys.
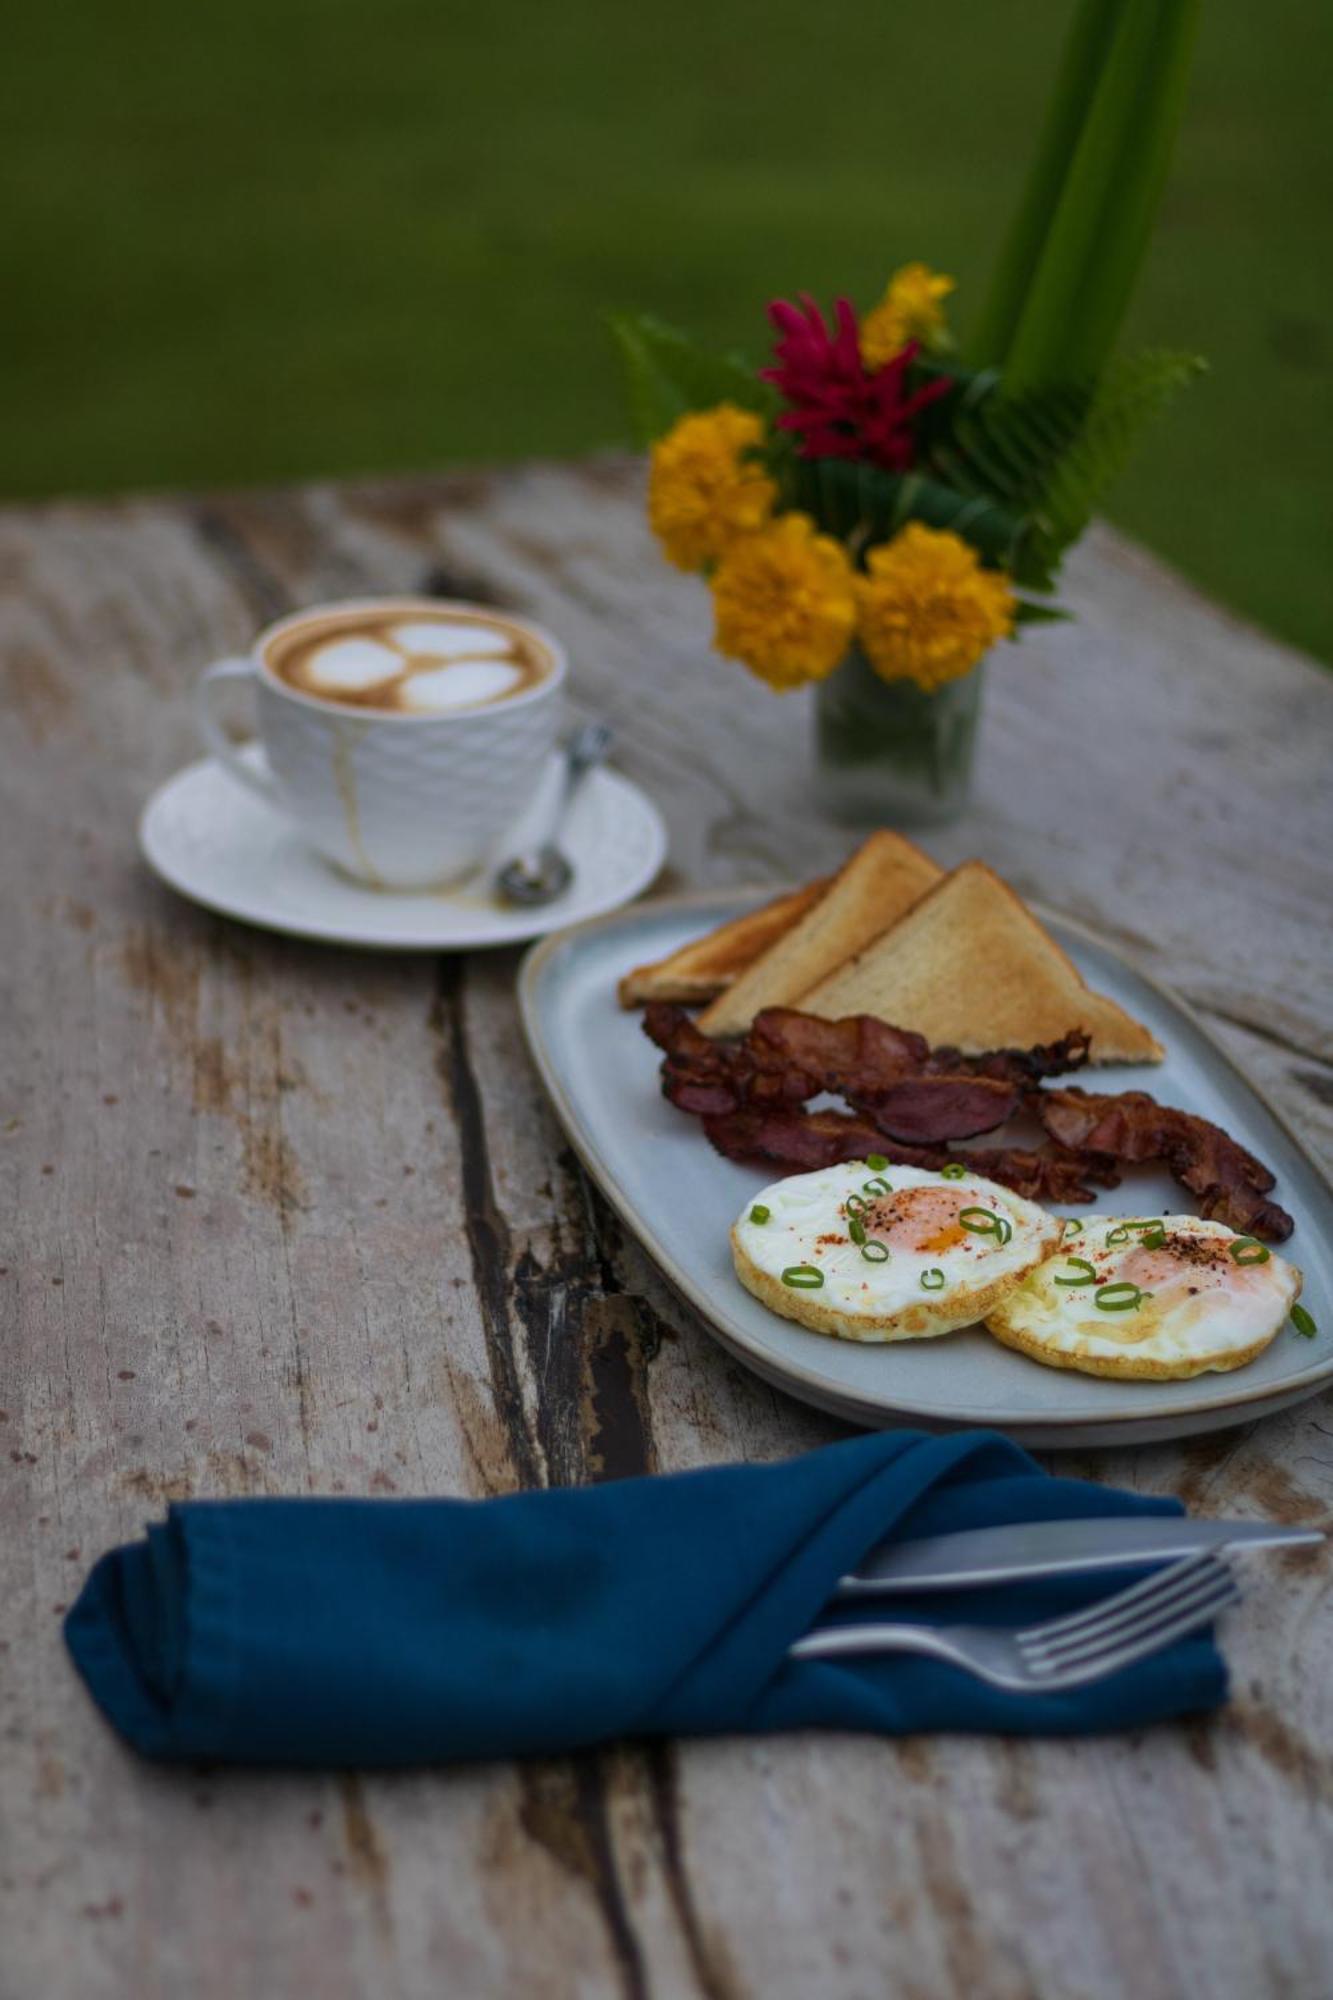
[{"x1": 195, "y1": 598, "x2": 567, "y2": 890}]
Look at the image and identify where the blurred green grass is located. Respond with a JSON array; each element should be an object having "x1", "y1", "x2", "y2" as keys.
[{"x1": 2, "y1": 0, "x2": 1329, "y2": 658}]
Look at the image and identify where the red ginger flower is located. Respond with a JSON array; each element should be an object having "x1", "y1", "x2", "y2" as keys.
[{"x1": 762, "y1": 293, "x2": 951, "y2": 470}]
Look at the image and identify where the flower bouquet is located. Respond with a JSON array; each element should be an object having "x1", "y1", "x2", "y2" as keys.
[{"x1": 614, "y1": 0, "x2": 1205, "y2": 825}]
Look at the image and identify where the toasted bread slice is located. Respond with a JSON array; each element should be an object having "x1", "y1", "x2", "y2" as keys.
[
  {"x1": 617, "y1": 879, "x2": 830, "y2": 1008},
  {"x1": 697, "y1": 831, "x2": 943, "y2": 1038},
  {"x1": 798, "y1": 860, "x2": 1163, "y2": 1064}
]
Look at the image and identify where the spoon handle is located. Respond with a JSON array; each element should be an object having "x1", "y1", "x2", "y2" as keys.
[{"x1": 545, "y1": 722, "x2": 612, "y2": 843}]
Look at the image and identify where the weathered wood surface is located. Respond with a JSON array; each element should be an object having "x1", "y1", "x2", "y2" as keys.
[{"x1": 2, "y1": 455, "x2": 1332, "y2": 2000}]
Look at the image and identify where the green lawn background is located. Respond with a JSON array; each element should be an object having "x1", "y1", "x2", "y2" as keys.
[{"x1": 3, "y1": 0, "x2": 1329, "y2": 659}]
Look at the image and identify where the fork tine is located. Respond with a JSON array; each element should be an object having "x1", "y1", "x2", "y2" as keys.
[
  {"x1": 1018, "y1": 1551, "x2": 1220, "y2": 1646},
  {"x1": 1044, "y1": 1573, "x2": 1242, "y2": 1686},
  {"x1": 1022, "y1": 1557, "x2": 1234, "y2": 1663},
  {"x1": 1029, "y1": 1567, "x2": 1240, "y2": 1671}
]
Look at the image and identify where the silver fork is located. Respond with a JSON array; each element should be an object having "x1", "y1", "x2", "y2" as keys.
[{"x1": 789, "y1": 1551, "x2": 1239, "y2": 1692}]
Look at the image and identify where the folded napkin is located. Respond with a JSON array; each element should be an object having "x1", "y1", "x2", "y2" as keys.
[{"x1": 65, "y1": 1430, "x2": 1225, "y2": 1766}]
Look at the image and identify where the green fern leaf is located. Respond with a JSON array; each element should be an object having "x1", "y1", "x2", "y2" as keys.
[
  {"x1": 608, "y1": 314, "x2": 774, "y2": 446},
  {"x1": 781, "y1": 453, "x2": 1029, "y2": 571},
  {"x1": 1032, "y1": 347, "x2": 1206, "y2": 565}
]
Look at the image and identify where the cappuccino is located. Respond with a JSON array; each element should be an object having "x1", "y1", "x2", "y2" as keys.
[{"x1": 267, "y1": 604, "x2": 552, "y2": 716}]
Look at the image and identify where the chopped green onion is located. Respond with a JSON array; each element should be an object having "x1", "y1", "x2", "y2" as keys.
[
  {"x1": 749, "y1": 1204, "x2": 770, "y2": 1225},
  {"x1": 782, "y1": 1265, "x2": 825, "y2": 1290},
  {"x1": 845, "y1": 1193, "x2": 867, "y2": 1217},
  {"x1": 1140, "y1": 1226, "x2": 1167, "y2": 1251},
  {"x1": 848, "y1": 1216, "x2": 867, "y2": 1247},
  {"x1": 1053, "y1": 1257, "x2": 1098, "y2": 1287},
  {"x1": 1107, "y1": 1219, "x2": 1161, "y2": 1248},
  {"x1": 920, "y1": 1268, "x2": 946, "y2": 1291},
  {"x1": 1228, "y1": 1237, "x2": 1271, "y2": 1267},
  {"x1": 1292, "y1": 1304, "x2": 1317, "y2": 1339},
  {"x1": 862, "y1": 1176, "x2": 891, "y2": 1197},
  {"x1": 959, "y1": 1206, "x2": 1010, "y2": 1244},
  {"x1": 1095, "y1": 1282, "x2": 1150, "y2": 1313},
  {"x1": 866, "y1": 1153, "x2": 888, "y2": 1172},
  {"x1": 861, "y1": 1241, "x2": 890, "y2": 1264},
  {"x1": 940, "y1": 1163, "x2": 967, "y2": 1180},
  {"x1": 1062, "y1": 1217, "x2": 1085, "y2": 1236}
]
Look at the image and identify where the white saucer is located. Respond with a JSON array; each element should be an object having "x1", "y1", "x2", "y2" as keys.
[{"x1": 139, "y1": 748, "x2": 668, "y2": 950}]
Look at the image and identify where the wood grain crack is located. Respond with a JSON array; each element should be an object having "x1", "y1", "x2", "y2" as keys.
[{"x1": 431, "y1": 958, "x2": 542, "y2": 1491}]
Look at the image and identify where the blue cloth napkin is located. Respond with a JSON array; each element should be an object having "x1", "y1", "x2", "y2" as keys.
[{"x1": 65, "y1": 1429, "x2": 1226, "y2": 1766}]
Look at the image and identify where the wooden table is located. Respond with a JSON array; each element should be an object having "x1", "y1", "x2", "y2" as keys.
[{"x1": 3, "y1": 458, "x2": 1332, "y2": 2000}]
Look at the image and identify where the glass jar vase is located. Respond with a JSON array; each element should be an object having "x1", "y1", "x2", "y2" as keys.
[{"x1": 813, "y1": 645, "x2": 984, "y2": 828}]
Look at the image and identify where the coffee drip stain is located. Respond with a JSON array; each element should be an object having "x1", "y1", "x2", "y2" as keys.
[{"x1": 329, "y1": 720, "x2": 380, "y2": 887}]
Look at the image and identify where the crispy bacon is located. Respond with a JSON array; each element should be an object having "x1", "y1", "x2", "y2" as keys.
[
  {"x1": 928, "y1": 1028, "x2": 1093, "y2": 1085},
  {"x1": 749, "y1": 1010, "x2": 1091, "y2": 1091},
  {"x1": 702, "y1": 1107, "x2": 919, "y2": 1173},
  {"x1": 647, "y1": 1004, "x2": 1050, "y2": 1140},
  {"x1": 1034, "y1": 1087, "x2": 1293, "y2": 1242},
  {"x1": 848, "y1": 1075, "x2": 1021, "y2": 1143},
  {"x1": 701, "y1": 1107, "x2": 1111, "y2": 1203},
  {"x1": 645, "y1": 1004, "x2": 1289, "y2": 1233}
]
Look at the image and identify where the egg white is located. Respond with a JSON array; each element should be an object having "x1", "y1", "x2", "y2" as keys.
[
  {"x1": 986, "y1": 1214, "x2": 1303, "y2": 1379},
  {"x1": 731, "y1": 1161, "x2": 1063, "y2": 1344}
]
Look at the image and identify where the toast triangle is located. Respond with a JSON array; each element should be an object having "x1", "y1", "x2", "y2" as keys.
[
  {"x1": 697, "y1": 831, "x2": 943, "y2": 1038},
  {"x1": 798, "y1": 860, "x2": 1163, "y2": 1063},
  {"x1": 617, "y1": 878, "x2": 830, "y2": 1007}
]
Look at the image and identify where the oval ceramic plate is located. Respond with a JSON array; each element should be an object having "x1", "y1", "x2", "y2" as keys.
[
  {"x1": 520, "y1": 888, "x2": 1333, "y2": 1448},
  {"x1": 140, "y1": 748, "x2": 667, "y2": 950}
]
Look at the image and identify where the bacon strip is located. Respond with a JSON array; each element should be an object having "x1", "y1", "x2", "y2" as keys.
[
  {"x1": 700, "y1": 1106, "x2": 1112, "y2": 1204},
  {"x1": 644, "y1": 1003, "x2": 1289, "y2": 1231},
  {"x1": 1034, "y1": 1087, "x2": 1292, "y2": 1242}
]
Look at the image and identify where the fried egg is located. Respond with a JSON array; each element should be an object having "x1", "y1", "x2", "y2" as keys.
[
  {"x1": 731, "y1": 1160, "x2": 1063, "y2": 1343},
  {"x1": 985, "y1": 1214, "x2": 1303, "y2": 1379}
]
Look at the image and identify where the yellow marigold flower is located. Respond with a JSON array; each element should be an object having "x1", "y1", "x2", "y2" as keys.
[
  {"x1": 860, "y1": 263, "x2": 955, "y2": 370},
  {"x1": 711, "y1": 513, "x2": 857, "y2": 692},
  {"x1": 855, "y1": 523, "x2": 1015, "y2": 693},
  {"x1": 647, "y1": 404, "x2": 777, "y2": 571}
]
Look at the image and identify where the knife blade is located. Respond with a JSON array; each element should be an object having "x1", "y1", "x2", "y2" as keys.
[{"x1": 838, "y1": 1516, "x2": 1324, "y2": 1596}]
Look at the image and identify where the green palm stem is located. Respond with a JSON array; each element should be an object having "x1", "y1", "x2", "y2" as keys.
[
  {"x1": 967, "y1": 0, "x2": 1121, "y2": 371},
  {"x1": 1001, "y1": 0, "x2": 1201, "y2": 396}
]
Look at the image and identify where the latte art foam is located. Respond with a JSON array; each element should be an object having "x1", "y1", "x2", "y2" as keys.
[{"x1": 268, "y1": 606, "x2": 552, "y2": 715}]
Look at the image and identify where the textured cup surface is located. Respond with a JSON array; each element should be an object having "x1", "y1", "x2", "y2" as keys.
[{"x1": 251, "y1": 599, "x2": 565, "y2": 888}]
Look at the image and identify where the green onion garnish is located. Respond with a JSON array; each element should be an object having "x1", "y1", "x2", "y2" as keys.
[
  {"x1": 866, "y1": 1153, "x2": 888, "y2": 1172},
  {"x1": 1062, "y1": 1217, "x2": 1084, "y2": 1236},
  {"x1": 1140, "y1": 1227, "x2": 1167, "y2": 1251},
  {"x1": 1228, "y1": 1237, "x2": 1271, "y2": 1266},
  {"x1": 1292, "y1": 1304, "x2": 1317, "y2": 1338},
  {"x1": 845, "y1": 1193, "x2": 867, "y2": 1217},
  {"x1": 1053, "y1": 1257, "x2": 1098, "y2": 1287},
  {"x1": 848, "y1": 1216, "x2": 867, "y2": 1247},
  {"x1": 920, "y1": 1268, "x2": 946, "y2": 1291},
  {"x1": 862, "y1": 1176, "x2": 891, "y2": 1197},
  {"x1": 749, "y1": 1204, "x2": 770, "y2": 1225},
  {"x1": 1095, "y1": 1282, "x2": 1150, "y2": 1313},
  {"x1": 861, "y1": 1241, "x2": 890, "y2": 1264},
  {"x1": 940, "y1": 1163, "x2": 967, "y2": 1180},
  {"x1": 958, "y1": 1207, "x2": 1010, "y2": 1244},
  {"x1": 1107, "y1": 1220, "x2": 1161, "y2": 1248},
  {"x1": 782, "y1": 1265, "x2": 825, "y2": 1290}
]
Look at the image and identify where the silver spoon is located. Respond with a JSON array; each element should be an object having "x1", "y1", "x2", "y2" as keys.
[{"x1": 494, "y1": 722, "x2": 612, "y2": 907}]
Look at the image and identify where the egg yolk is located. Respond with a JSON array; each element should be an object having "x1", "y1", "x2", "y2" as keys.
[
  {"x1": 1119, "y1": 1233, "x2": 1268, "y2": 1302},
  {"x1": 861, "y1": 1186, "x2": 978, "y2": 1255}
]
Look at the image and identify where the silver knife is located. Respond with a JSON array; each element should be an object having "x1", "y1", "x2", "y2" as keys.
[{"x1": 838, "y1": 1517, "x2": 1324, "y2": 1596}]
